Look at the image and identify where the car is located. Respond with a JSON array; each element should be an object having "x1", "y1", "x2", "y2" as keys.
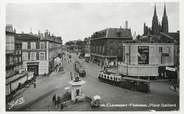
[{"x1": 91, "y1": 95, "x2": 101, "y2": 108}]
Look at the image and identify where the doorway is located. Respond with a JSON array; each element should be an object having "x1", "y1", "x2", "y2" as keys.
[{"x1": 27, "y1": 64, "x2": 39, "y2": 76}]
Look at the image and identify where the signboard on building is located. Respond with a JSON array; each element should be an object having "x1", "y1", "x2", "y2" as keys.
[{"x1": 138, "y1": 46, "x2": 149, "y2": 64}]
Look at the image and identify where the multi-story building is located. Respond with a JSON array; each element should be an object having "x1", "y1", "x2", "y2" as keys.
[
  {"x1": 137, "y1": 4, "x2": 179, "y2": 79},
  {"x1": 84, "y1": 37, "x2": 91, "y2": 54},
  {"x1": 6, "y1": 25, "x2": 34, "y2": 97},
  {"x1": 42, "y1": 31, "x2": 63, "y2": 73},
  {"x1": 90, "y1": 27, "x2": 133, "y2": 67},
  {"x1": 6, "y1": 25, "x2": 17, "y2": 73},
  {"x1": 65, "y1": 40, "x2": 85, "y2": 54},
  {"x1": 16, "y1": 30, "x2": 62, "y2": 76}
]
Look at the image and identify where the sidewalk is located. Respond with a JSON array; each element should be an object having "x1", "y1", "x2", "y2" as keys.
[{"x1": 8, "y1": 71, "x2": 65, "y2": 111}]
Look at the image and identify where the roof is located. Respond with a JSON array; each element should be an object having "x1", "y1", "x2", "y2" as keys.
[
  {"x1": 15, "y1": 33, "x2": 62, "y2": 44},
  {"x1": 6, "y1": 31, "x2": 16, "y2": 35},
  {"x1": 91, "y1": 28, "x2": 132, "y2": 39},
  {"x1": 135, "y1": 32, "x2": 179, "y2": 43},
  {"x1": 16, "y1": 33, "x2": 40, "y2": 41},
  {"x1": 168, "y1": 32, "x2": 179, "y2": 42}
]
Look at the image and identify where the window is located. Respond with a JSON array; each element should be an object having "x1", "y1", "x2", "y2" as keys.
[
  {"x1": 117, "y1": 32, "x2": 121, "y2": 37},
  {"x1": 102, "y1": 46, "x2": 104, "y2": 54},
  {"x1": 39, "y1": 52, "x2": 45, "y2": 60},
  {"x1": 22, "y1": 52, "x2": 28, "y2": 61},
  {"x1": 6, "y1": 35, "x2": 15, "y2": 51},
  {"x1": 19, "y1": 57, "x2": 22, "y2": 63},
  {"x1": 9, "y1": 57, "x2": 13, "y2": 65},
  {"x1": 118, "y1": 49, "x2": 121, "y2": 55},
  {"x1": 30, "y1": 52, "x2": 36, "y2": 60},
  {"x1": 159, "y1": 47, "x2": 163, "y2": 53},
  {"x1": 122, "y1": 46, "x2": 125, "y2": 63},
  {"x1": 40, "y1": 42, "x2": 45, "y2": 49},
  {"x1": 110, "y1": 48, "x2": 113, "y2": 55},
  {"x1": 167, "y1": 47, "x2": 171, "y2": 53},
  {"x1": 31, "y1": 42, "x2": 36, "y2": 49},
  {"x1": 22, "y1": 42, "x2": 27, "y2": 50}
]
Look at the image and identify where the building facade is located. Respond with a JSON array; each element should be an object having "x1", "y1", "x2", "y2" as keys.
[
  {"x1": 6, "y1": 25, "x2": 33, "y2": 97},
  {"x1": 84, "y1": 37, "x2": 91, "y2": 54},
  {"x1": 118, "y1": 42, "x2": 175, "y2": 78},
  {"x1": 17, "y1": 31, "x2": 62, "y2": 76},
  {"x1": 90, "y1": 27, "x2": 133, "y2": 67},
  {"x1": 139, "y1": 4, "x2": 179, "y2": 79}
]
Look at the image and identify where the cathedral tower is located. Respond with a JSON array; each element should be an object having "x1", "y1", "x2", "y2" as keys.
[
  {"x1": 152, "y1": 5, "x2": 160, "y2": 35},
  {"x1": 161, "y1": 4, "x2": 169, "y2": 33}
]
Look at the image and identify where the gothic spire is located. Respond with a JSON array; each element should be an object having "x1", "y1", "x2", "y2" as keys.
[
  {"x1": 162, "y1": 4, "x2": 169, "y2": 33},
  {"x1": 152, "y1": 4, "x2": 159, "y2": 35},
  {"x1": 154, "y1": 4, "x2": 157, "y2": 17},
  {"x1": 163, "y1": 4, "x2": 167, "y2": 17}
]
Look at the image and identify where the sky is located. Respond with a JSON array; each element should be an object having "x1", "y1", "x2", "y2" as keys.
[{"x1": 6, "y1": 2, "x2": 179, "y2": 44}]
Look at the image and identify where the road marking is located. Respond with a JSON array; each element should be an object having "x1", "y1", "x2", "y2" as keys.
[{"x1": 8, "y1": 97, "x2": 25, "y2": 110}]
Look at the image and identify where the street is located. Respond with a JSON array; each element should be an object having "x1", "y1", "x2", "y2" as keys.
[{"x1": 10, "y1": 52, "x2": 179, "y2": 111}]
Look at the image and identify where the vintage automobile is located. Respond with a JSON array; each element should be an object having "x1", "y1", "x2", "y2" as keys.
[
  {"x1": 79, "y1": 52, "x2": 85, "y2": 59},
  {"x1": 90, "y1": 95, "x2": 101, "y2": 108},
  {"x1": 74, "y1": 61, "x2": 86, "y2": 77}
]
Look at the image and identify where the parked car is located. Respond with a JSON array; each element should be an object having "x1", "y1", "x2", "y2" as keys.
[
  {"x1": 91, "y1": 95, "x2": 101, "y2": 108},
  {"x1": 79, "y1": 53, "x2": 85, "y2": 59}
]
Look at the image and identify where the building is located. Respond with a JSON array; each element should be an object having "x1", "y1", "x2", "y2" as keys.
[
  {"x1": 65, "y1": 40, "x2": 85, "y2": 54},
  {"x1": 42, "y1": 30, "x2": 63, "y2": 73},
  {"x1": 6, "y1": 25, "x2": 22, "y2": 73},
  {"x1": 144, "y1": 4, "x2": 168, "y2": 36},
  {"x1": 84, "y1": 37, "x2": 91, "y2": 54},
  {"x1": 6, "y1": 25, "x2": 33, "y2": 97},
  {"x1": 16, "y1": 30, "x2": 62, "y2": 76},
  {"x1": 118, "y1": 4, "x2": 179, "y2": 80},
  {"x1": 118, "y1": 42, "x2": 174, "y2": 79},
  {"x1": 90, "y1": 26, "x2": 133, "y2": 67}
]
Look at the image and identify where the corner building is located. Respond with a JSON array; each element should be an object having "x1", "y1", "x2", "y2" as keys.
[{"x1": 90, "y1": 28, "x2": 132, "y2": 67}]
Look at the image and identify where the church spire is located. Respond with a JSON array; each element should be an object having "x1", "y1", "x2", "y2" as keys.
[
  {"x1": 152, "y1": 4, "x2": 159, "y2": 35},
  {"x1": 162, "y1": 4, "x2": 168, "y2": 33},
  {"x1": 154, "y1": 4, "x2": 157, "y2": 17},
  {"x1": 163, "y1": 4, "x2": 167, "y2": 16}
]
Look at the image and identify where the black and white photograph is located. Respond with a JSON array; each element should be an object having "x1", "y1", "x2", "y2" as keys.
[{"x1": 4, "y1": 0, "x2": 181, "y2": 112}]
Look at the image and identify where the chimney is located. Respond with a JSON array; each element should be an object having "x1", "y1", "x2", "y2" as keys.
[
  {"x1": 125, "y1": 20, "x2": 128, "y2": 29},
  {"x1": 30, "y1": 28, "x2": 33, "y2": 34}
]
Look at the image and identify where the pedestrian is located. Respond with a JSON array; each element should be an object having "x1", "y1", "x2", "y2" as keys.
[
  {"x1": 56, "y1": 96, "x2": 61, "y2": 108},
  {"x1": 54, "y1": 94, "x2": 57, "y2": 106},
  {"x1": 34, "y1": 82, "x2": 36, "y2": 88},
  {"x1": 52, "y1": 94, "x2": 56, "y2": 104},
  {"x1": 60, "y1": 103, "x2": 64, "y2": 110},
  {"x1": 70, "y1": 72, "x2": 73, "y2": 80}
]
